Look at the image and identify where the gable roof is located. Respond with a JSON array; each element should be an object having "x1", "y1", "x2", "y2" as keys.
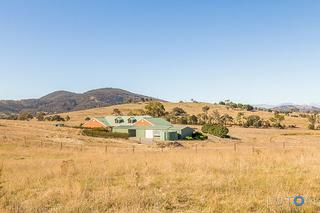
[
  {"x1": 95, "y1": 117, "x2": 111, "y2": 127},
  {"x1": 142, "y1": 117, "x2": 172, "y2": 126}
]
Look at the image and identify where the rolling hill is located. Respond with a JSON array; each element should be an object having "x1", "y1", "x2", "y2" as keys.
[{"x1": 0, "y1": 88, "x2": 161, "y2": 114}]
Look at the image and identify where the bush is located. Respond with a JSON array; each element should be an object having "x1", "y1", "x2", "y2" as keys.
[
  {"x1": 202, "y1": 124, "x2": 229, "y2": 138},
  {"x1": 185, "y1": 132, "x2": 208, "y2": 140},
  {"x1": 82, "y1": 129, "x2": 129, "y2": 139}
]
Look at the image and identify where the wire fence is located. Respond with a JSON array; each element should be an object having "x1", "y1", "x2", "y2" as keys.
[{"x1": 1, "y1": 132, "x2": 320, "y2": 155}]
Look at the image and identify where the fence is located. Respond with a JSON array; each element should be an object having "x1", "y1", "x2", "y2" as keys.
[{"x1": 1, "y1": 132, "x2": 320, "y2": 155}]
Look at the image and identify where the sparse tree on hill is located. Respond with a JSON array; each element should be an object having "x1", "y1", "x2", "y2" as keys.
[
  {"x1": 307, "y1": 114, "x2": 318, "y2": 130},
  {"x1": 18, "y1": 112, "x2": 33, "y2": 121},
  {"x1": 210, "y1": 110, "x2": 222, "y2": 125},
  {"x1": 36, "y1": 112, "x2": 46, "y2": 121},
  {"x1": 145, "y1": 102, "x2": 166, "y2": 117},
  {"x1": 65, "y1": 115, "x2": 71, "y2": 121},
  {"x1": 188, "y1": 115, "x2": 198, "y2": 125},
  {"x1": 236, "y1": 112, "x2": 245, "y2": 126},
  {"x1": 171, "y1": 107, "x2": 187, "y2": 116},
  {"x1": 202, "y1": 106, "x2": 210, "y2": 115},
  {"x1": 220, "y1": 114, "x2": 233, "y2": 126},
  {"x1": 112, "y1": 108, "x2": 122, "y2": 116},
  {"x1": 270, "y1": 112, "x2": 285, "y2": 128}
]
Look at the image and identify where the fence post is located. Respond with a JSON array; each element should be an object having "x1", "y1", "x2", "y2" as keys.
[
  {"x1": 80, "y1": 144, "x2": 83, "y2": 152},
  {"x1": 105, "y1": 145, "x2": 108, "y2": 153},
  {"x1": 24, "y1": 136, "x2": 27, "y2": 147},
  {"x1": 234, "y1": 143, "x2": 237, "y2": 152},
  {"x1": 132, "y1": 145, "x2": 135, "y2": 153},
  {"x1": 60, "y1": 142, "x2": 63, "y2": 150}
]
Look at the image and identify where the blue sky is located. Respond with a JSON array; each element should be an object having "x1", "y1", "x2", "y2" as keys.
[{"x1": 1, "y1": 0, "x2": 320, "y2": 104}]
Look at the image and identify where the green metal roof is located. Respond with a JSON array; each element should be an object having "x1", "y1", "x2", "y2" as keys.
[
  {"x1": 113, "y1": 124, "x2": 193, "y2": 131},
  {"x1": 96, "y1": 117, "x2": 111, "y2": 126},
  {"x1": 98, "y1": 116, "x2": 150, "y2": 127},
  {"x1": 143, "y1": 117, "x2": 172, "y2": 126}
]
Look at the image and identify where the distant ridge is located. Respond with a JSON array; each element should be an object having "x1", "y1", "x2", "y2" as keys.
[
  {"x1": 0, "y1": 88, "x2": 163, "y2": 114},
  {"x1": 255, "y1": 103, "x2": 320, "y2": 113}
]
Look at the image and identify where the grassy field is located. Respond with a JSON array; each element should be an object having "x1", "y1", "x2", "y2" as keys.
[{"x1": 0, "y1": 103, "x2": 320, "y2": 212}]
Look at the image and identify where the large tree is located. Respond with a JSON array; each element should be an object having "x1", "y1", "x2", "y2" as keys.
[{"x1": 145, "y1": 102, "x2": 166, "y2": 117}]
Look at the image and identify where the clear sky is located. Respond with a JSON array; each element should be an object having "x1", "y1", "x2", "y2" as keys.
[{"x1": 1, "y1": 0, "x2": 320, "y2": 105}]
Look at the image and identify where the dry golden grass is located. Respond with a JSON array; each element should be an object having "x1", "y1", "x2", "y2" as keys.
[{"x1": 0, "y1": 103, "x2": 319, "y2": 212}]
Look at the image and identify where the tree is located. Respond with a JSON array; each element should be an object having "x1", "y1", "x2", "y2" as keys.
[
  {"x1": 220, "y1": 114, "x2": 233, "y2": 126},
  {"x1": 307, "y1": 114, "x2": 318, "y2": 130},
  {"x1": 244, "y1": 115, "x2": 263, "y2": 128},
  {"x1": 244, "y1": 104, "x2": 254, "y2": 111},
  {"x1": 202, "y1": 106, "x2": 210, "y2": 114},
  {"x1": 18, "y1": 112, "x2": 33, "y2": 121},
  {"x1": 270, "y1": 112, "x2": 285, "y2": 128},
  {"x1": 210, "y1": 110, "x2": 222, "y2": 125},
  {"x1": 188, "y1": 115, "x2": 198, "y2": 125},
  {"x1": 112, "y1": 108, "x2": 122, "y2": 116},
  {"x1": 236, "y1": 112, "x2": 245, "y2": 126},
  {"x1": 171, "y1": 107, "x2": 187, "y2": 116},
  {"x1": 36, "y1": 112, "x2": 46, "y2": 121},
  {"x1": 85, "y1": 117, "x2": 91, "y2": 121},
  {"x1": 145, "y1": 102, "x2": 166, "y2": 117},
  {"x1": 65, "y1": 115, "x2": 71, "y2": 121}
]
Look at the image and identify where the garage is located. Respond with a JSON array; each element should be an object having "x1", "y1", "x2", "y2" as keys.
[{"x1": 145, "y1": 130, "x2": 153, "y2": 139}]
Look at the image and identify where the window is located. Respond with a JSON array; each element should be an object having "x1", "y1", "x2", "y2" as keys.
[
  {"x1": 153, "y1": 130, "x2": 161, "y2": 137},
  {"x1": 115, "y1": 117, "x2": 124, "y2": 123},
  {"x1": 128, "y1": 117, "x2": 137, "y2": 124}
]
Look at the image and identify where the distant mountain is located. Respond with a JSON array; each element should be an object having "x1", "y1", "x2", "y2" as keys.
[
  {"x1": 0, "y1": 88, "x2": 162, "y2": 114},
  {"x1": 272, "y1": 104, "x2": 320, "y2": 113}
]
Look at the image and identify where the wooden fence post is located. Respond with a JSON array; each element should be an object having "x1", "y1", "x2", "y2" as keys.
[
  {"x1": 105, "y1": 145, "x2": 108, "y2": 153},
  {"x1": 132, "y1": 145, "x2": 135, "y2": 153},
  {"x1": 60, "y1": 142, "x2": 63, "y2": 150},
  {"x1": 24, "y1": 136, "x2": 27, "y2": 147},
  {"x1": 234, "y1": 143, "x2": 237, "y2": 152}
]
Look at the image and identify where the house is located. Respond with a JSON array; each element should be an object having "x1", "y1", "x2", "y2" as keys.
[
  {"x1": 113, "y1": 117, "x2": 194, "y2": 141},
  {"x1": 82, "y1": 116, "x2": 150, "y2": 128}
]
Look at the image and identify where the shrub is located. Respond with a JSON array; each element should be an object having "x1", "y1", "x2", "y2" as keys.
[
  {"x1": 82, "y1": 129, "x2": 129, "y2": 139},
  {"x1": 202, "y1": 124, "x2": 229, "y2": 138},
  {"x1": 185, "y1": 132, "x2": 208, "y2": 140}
]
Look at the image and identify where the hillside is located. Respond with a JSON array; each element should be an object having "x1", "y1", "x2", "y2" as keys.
[
  {"x1": 60, "y1": 102, "x2": 309, "y2": 128},
  {"x1": 0, "y1": 88, "x2": 161, "y2": 114}
]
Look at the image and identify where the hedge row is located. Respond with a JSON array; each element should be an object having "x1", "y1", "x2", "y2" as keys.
[{"x1": 82, "y1": 129, "x2": 129, "y2": 139}]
